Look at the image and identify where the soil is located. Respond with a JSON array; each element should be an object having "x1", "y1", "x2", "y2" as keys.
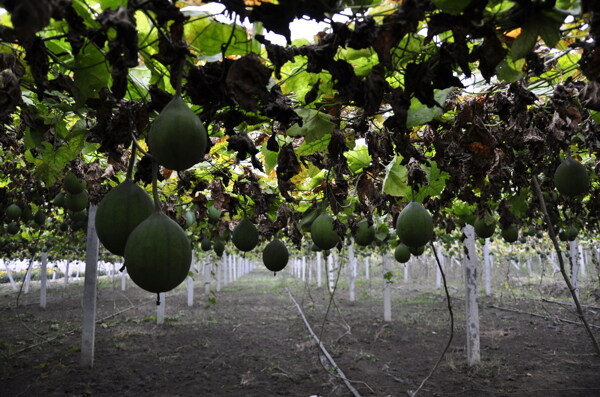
[{"x1": 1, "y1": 265, "x2": 599, "y2": 397}]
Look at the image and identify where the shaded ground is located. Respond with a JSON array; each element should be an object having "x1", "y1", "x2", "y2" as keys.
[{"x1": 1, "y1": 266, "x2": 599, "y2": 397}]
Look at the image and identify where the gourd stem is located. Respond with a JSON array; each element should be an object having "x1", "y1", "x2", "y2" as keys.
[
  {"x1": 126, "y1": 142, "x2": 137, "y2": 180},
  {"x1": 151, "y1": 160, "x2": 162, "y2": 213}
]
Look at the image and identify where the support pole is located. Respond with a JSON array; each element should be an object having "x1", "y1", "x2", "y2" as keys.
[
  {"x1": 24, "y1": 258, "x2": 32, "y2": 294},
  {"x1": 157, "y1": 293, "x2": 165, "y2": 324},
  {"x1": 484, "y1": 238, "x2": 491, "y2": 296},
  {"x1": 316, "y1": 252, "x2": 322, "y2": 287},
  {"x1": 383, "y1": 253, "x2": 392, "y2": 322},
  {"x1": 40, "y1": 252, "x2": 48, "y2": 309},
  {"x1": 81, "y1": 205, "x2": 100, "y2": 368},
  {"x1": 204, "y1": 257, "x2": 211, "y2": 295},
  {"x1": 187, "y1": 275, "x2": 194, "y2": 306},
  {"x1": 463, "y1": 224, "x2": 481, "y2": 366},
  {"x1": 2, "y1": 259, "x2": 17, "y2": 291},
  {"x1": 121, "y1": 268, "x2": 127, "y2": 291},
  {"x1": 435, "y1": 243, "x2": 443, "y2": 290},
  {"x1": 569, "y1": 240, "x2": 580, "y2": 300},
  {"x1": 348, "y1": 241, "x2": 356, "y2": 302}
]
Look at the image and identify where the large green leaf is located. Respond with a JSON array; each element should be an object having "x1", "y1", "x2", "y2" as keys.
[
  {"x1": 406, "y1": 87, "x2": 453, "y2": 128},
  {"x1": 286, "y1": 108, "x2": 335, "y2": 143},
  {"x1": 382, "y1": 156, "x2": 409, "y2": 197},
  {"x1": 296, "y1": 134, "x2": 331, "y2": 156},
  {"x1": 185, "y1": 17, "x2": 260, "y2": 57},
  {"x1": 511, "y1": 23, "x2": 538, "y2": 60},
  {"x1": 413, "y1": 161, "x2": 449, "y2": 202},
  {"x1": 25, "y1": 121, "x2": 87, "y2": 186},
  {"x1": 344, "y1": 146, "x2": 371, "y2": 173},
  {"x1": 73, "y1": 42, "x2": 111, "y2": 102}
]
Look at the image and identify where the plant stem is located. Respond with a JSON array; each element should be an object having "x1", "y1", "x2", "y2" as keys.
[
  {"x1": 151, "y1": 160, "x2": 162, "y2": 213},
  {"x1": 532, "y1": 175, "x2": 600, "y2": 357},
  {"x1": 126, "y1": 142, "x2": 137, "y2": 180}
]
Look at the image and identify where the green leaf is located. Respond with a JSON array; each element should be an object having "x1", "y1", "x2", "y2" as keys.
[
  {"x1": 496, "y1": 59, "x2": 524, "y2": 82},
  {"x1": 382, "y1": 156, "x2": 409, "y2": 197},
  {"x1": 450, "y1": 200, "x2": 477, "y2": 226},
  {"x1": 511, "y1": 23, "x2": 538, "y2": 60},
  {"x1": 296, "y1": 134, "x2": 331, "y2": 156},
  {"x1": 261, "y1": 147, "x2": 278, "y2": 174},
  {"x1": 29, "y1": 122, "x2": 87, "y2": 186},
  {"x1": 101, "y1": 0, "x2": 127, "y2": 9},
  {"x1": 344, "y1": 146, "x2": 371, "y2": 173},
  {"x1": 286, "y1": 108, "x2": 335, "y2": 143},
  {"x1": 406, "y1": 88, "x2": 453, "y2": 128},
  {"x1": 538, "y1": 10, "x2": 564, "y2": 48},
  {"x1": 433, "y1": 0, "x2": 472, "y2": 15},
  {"x1": 73, "y1": 42, "x2": 111, "y2": 102},
  {"x1": 412, "y1": 161, "x2": 449, "y2": 202},
  {"x1": 185, "y1": 17, "x2": 260, "y2": 57},
  {"x1": 507, "y1": 188, "x2": 530, "y2": 217}
]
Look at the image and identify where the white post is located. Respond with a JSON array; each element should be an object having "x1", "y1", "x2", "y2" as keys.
[
  {"x1": 463, "y1": 224, "x2": 481, "y2": 366},
  {"x1": 157, "y1": 293, "x2": 165, "y2": 325},
  {"x1": 204, "y1": 258, "x2": 211, "y2": 295},
  {"x1": 232, "y1": 255, "x2": 237, "y2": 281},
  {"x1": 569, "y1": 240, "x2": 579, "y2": 300},
  {"x1": 578, "y1": 245, "x2": 586, "y2": 277},
  {"x1": 223, "y1": 253, "x2": 228, "y2": 286},
  {"x1": 24, "y1": 258, "x2": 32, "y2": 294},
  {"x1": 317, "y1": 252, "x2": 322, "y2": 287},
  {"x1": 216, "y1": 257, "x2": 222, "y2": 292},
  {"x1": 40, "y1": 252, "x2": 48, "y2": 309},
  {"x1": 348, "y1": 241, "x2": 356, "y2": 302},
  {"x1": 404, "y1": 259, "x2": 409, "y2": 283},
  {"x1": 2, "y1": 259, "x2": 17, "y2": 291},
  {"x1": 64, "y1": 261, "x2": 70, "y2": 287},
  {"x1": 365, "y1": 256, "x2": 370, "y2": 280},
  {"x1": 383, "y1": 253, "x2": 392, "y2": 322},
  {"x1": 187, "y1": 275, "x2": 194, "y2": 306},
  {"x1": 327, "y1": 253, "x2": 335, "y2": 293},
  {"x1": 484, "y1": 238, "x2": 491, "y2": 296},
  {"x1": 81, "y1": 205, "x2": 100, "y2": 368},
  {"x1": 435, "y1": 243, "x2": 443, "y2": 289},
  {"x1": 301, "y1": 257, "x2": 306, "y2": 281},
  {"x1": 121, "y1": 268, "x2": 127, "y2": 291}
]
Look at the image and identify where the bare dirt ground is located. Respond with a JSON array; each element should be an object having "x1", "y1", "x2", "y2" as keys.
[{"x1": 1, "y1": 265, "x2": 599, "y2": 397}]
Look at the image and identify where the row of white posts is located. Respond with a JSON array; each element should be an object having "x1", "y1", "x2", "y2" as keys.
[
  {"x1": 0, "y1": 257, "x2": 121, "y2": 294},
  {"x1": 287, "y1": 227, "x2": 600, "y2": 367}
]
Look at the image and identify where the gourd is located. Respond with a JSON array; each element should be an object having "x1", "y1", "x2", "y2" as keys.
[
  {"x1": 554, "y1": 156, "x2": 590, "y2": 197},
  {"x1": 232, "y1": 218, "x2": 259, "y2": 252},
  {"x1": 310, "y1": 213, "x2": 339, "y2": 250},
  {"x1": 95, "y1": 179, "x2": 154, "y2": 256},
  {"x1": 263, "y1": 239, "x2": 289, "y2": 273},
  {"x1": 147, "y1": 96, "x2": 207, "y2": 171},
  {"x1": 124, "y1": 212, "x2": 192, "y2": 293},
  {"x1": 394, "y1": 243, "x2": 410, "y2": 263},
  {"x1": 396, "y1": 202, "x2": 433, "y2": 247}
]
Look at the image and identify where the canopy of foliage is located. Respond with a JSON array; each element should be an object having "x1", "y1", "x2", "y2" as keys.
[{"x1": 0, "y1": 0, "x2": 598, "y2": 256}]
